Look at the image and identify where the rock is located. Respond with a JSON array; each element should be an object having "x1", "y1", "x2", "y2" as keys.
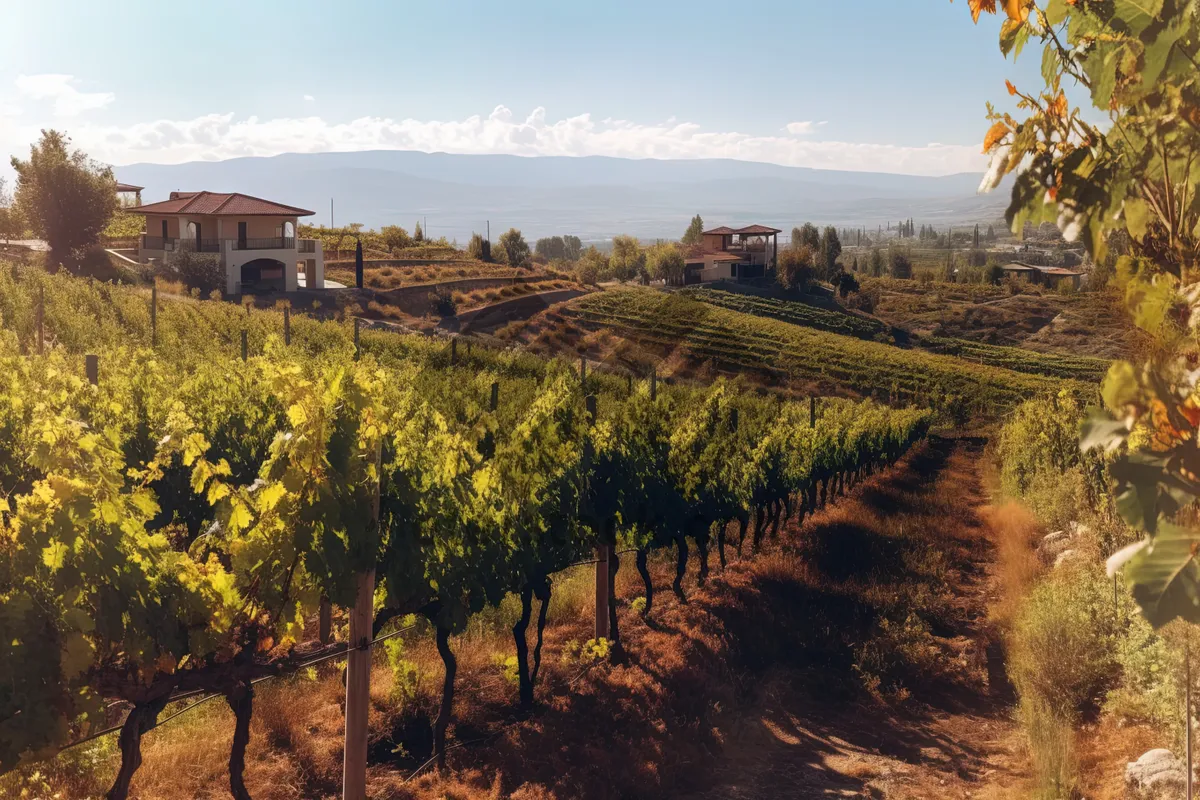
[
  {"x1": 1054, "y1": 549, "x2": 1081, "y2": 569},
  {"x1": 1126, "y1": 748, "x2": 1187, "y2": 799},
  {"x1": 1039, "y1": 530, "x2": 1073, "y2": 559}
]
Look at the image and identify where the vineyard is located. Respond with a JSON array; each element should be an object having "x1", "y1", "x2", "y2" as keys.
[
  {"x1": 0, "y1": 266, "x2": 933, "y2": 799},
  {"x1": 676, "y1": 287, "x2": 892, "y2": 341},
  {"x1": 563, "y1": 286, "x2": 1070, "y2": 415},
  {"x1": 676, "y1": 287, "x2": 1109, "y2": 381}
]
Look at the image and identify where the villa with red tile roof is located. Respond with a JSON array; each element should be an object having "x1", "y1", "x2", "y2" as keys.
[
  {"x1": 683, "y1": 223, "x2": 782, "y2": 284},
  {"x1": 131, "y1": 191, "x2": 324, "y2": 294}
]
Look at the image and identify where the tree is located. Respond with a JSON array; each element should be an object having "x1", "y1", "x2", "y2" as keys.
[
  {"x1": 777, "y1": 244, "x2": 815, "y2": 293},
  {"x1": 380, "y1": 225, "x2": 412, "y2": 254},
  {"x1": 0, "y1": 178, "x2": 22, "y2": 244},
  {"x1": 833, "y1": 269, "x2": 859, "y2": 298},
  {"x1": 467, "y1": 232, "x2": 491, "y2": 262},
  {"x1": 646, "y1": 242, "x2": 687, "y2": 285},
  {"x1": 10, "y1": 130, "x2": 118, "y2": 268},
  {"x1": 868, "y1": 248, "x2": 885, "y2": 278},
  {"x1": 681, "y1": 214, "x2": 705, "y2": 245},
  {"x1": 535, "y1": 236, "x2": 567, "y2": 261},
  {"x1": 413, "y1": 220, "x2": 425, "y2": 243},
  {"x1": 972, "y1": 224, "x2": 980, "y2": 250},
  {"x1": 986, "y1": 224, "x2": 996, "y2": 242},
  {"x1": 818, "y1": 226, "x2": 842, "y2": 280},
  {"x1": 609, "y1": 235, "x2": 645, "y2": 282},
  {"x1": 965, "y1": 1, "x2": 1200, "y2": 629},
  {"x1": 164, "y1": 250, "x2": 225, "y2": 295},
  {"x1": 986, "y1": 263, "x2": 1004, "y2": 285},
  {"x1": 943, "y1": 250, "x2": 956, "y2": 283},
  {"x1": 498, "y1": 228, "x2": 530, "y2": 267},
  {"x1": 889, "y1": 250, "x2": 912, "y2": 280},
  {"x1": 792, "y1": 222, "x2": 820, "y2": 250},
  {"x1": 575, "y1": 246, "x2": 608, "y2": 285},
  {"x1": 563, "y1": 235, "x2": 583, "y2": 261}
]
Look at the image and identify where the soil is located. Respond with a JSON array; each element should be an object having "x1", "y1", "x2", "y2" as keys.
[{"x1": 408, "y1": 437, "x2": 1032, "y2": 799}]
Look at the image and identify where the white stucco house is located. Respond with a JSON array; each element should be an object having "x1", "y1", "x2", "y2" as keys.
[{"x1": 131, "y1": 191, "x2": 325, "y2": 294}]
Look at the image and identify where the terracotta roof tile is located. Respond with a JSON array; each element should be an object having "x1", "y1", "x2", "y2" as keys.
[
  {"x1": 702, "y1": 224, "x2": 782, "y2": 236},
  {"x1": 130, "y1": 191, "x2": 315, "y2": 217},
  {"x1": 115, "y1": 182, "x2": 143, "y2": 192},
  {"x1": 702, "y1": 226, "x2": 738, "y2": 235}
]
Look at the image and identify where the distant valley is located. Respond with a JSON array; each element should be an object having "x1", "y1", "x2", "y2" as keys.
[{"x1": 115, "y1": 150, "x2": 1009, "y2": 242}]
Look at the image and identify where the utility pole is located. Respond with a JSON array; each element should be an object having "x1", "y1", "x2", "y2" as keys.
[{"x1": 330, "y1": 198, "x2": 334, "y2": 229}]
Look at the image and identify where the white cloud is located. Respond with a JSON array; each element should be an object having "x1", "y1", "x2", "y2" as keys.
[
  {"x1": 0, "y1": 105, "x2": 988, "y2": 176},
  {"x1": 786, "y1": 120, "x2": 827, "y2": 135},
  {"x1": 15, "y1": 74, "x2": 114, "y2": 117},
  {"x1": 303, "y1": 94, "x2": 315, "y2": 102}
]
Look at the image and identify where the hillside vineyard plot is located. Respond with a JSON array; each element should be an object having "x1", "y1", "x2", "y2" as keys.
[
  {"x1": 566, "y1": 287, "x2": 1076, "y2": 413},
  {"x1": 673, "y1": 288, "x2": 1110, "y2": 382},
  {"x1": 0, "y1": 266, "x2": 932, "y2": 799}
]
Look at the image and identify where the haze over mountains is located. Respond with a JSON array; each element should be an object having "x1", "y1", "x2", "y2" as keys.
[{"x1": 116, "y1": 150, "x2": 1008, "y2": 243}]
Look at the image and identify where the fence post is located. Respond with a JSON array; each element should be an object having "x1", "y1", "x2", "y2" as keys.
[
  {"x1": 343, "y1": 445, "x2": 380, "y2": 800},
  {"x1": 241, "y1": 330, "x2": 248, "y2": 362},
  {"x1": 586, "y1": 395, "x2": 608, "y2": 641},
  {"x1": 810, "y1": 396, "x2": 816, "y2": 427},
  {"x1": 151, "y1": 283, "x2": 158, "y2": 348},
  {"x1": 354, "y1": 318, "x2": 361, "y2": 361},
  {"x1": 37, "y1": 285, "x2": 44, "y2": 355},
  {"x1": 284, "y1": 306, "x2": 291, "y2": 346},
  {"x1": 343, "y1": 567, "x2": 375, "y2": 800},
  {"x1": 85, "y1": 354, "x2": 99, "y2": 386}
]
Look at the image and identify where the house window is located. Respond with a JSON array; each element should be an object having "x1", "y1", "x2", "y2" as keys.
[
  {"x1": 160, "y1": 220, "x2": 167, "y2": 239},
  {"x1": 731, "y1": 264, "x2": 737, "y2": 278}
]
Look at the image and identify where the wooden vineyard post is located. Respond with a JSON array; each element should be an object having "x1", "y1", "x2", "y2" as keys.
[
  {"x1": 586, "y1": 395, "x2": 609, "y2": 641},
  {"x1": 241, "y1": 330, "x2": 248, "y2": 362},
  {"x1": 490, "y1": 380, "x2": 499, "y2": 412},
  {"x1": 579, "y1": 355, "x2": 586, "y2": 384},
  {"x1": 467, "y1": 339, "x2": 472, "y2": 357},
  {"x1": 343, "y1": 448, "x2": 381, "y2": 800},
  {"x1": 809, "y1": 396, "x2": 816, "y2": 427},
  {"x1": 37, "y1": 285, "x2": 44, "y2": 355},
  {"x1": 318, "y1": 598, "x2": 332, "y2": 645},
  {"x1": 451, "y1": 337, "x2": 457, "y2": 365},
  {"x1": 627, "y1": 373, "x2": 633, "y2": 393},
  {"x1": 650, "y1": 370, "x2": 657, "y2": 401},
  {"x1": 85, "y1": 354, "x2": 99, "y2": 386},
  {"x1": 342, "y1": 568, "x2": 375, "y2": 800},
  {"x1": 284, "y1": 306, "x2": 291, "y2": 346},
  {"x1": 354, "y1": 318, "x2": 361, "y2": 361},
  {"x1": 151, "y1": 284, "x2": 158, "y2": 349}
]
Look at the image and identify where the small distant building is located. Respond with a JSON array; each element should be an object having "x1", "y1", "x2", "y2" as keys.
[
  {"x1": 683, "y1": 224, "x2": 781, "y2": 284},
  {"x1": 115, "y1": 182, "x2": 143, "y2": 207},
  {"x1": 131, "y1": 191, "x2": 324, "y2": 295},
  {"x1": 1001, "y1": 262, "x2": 1084, "y2": 289}
]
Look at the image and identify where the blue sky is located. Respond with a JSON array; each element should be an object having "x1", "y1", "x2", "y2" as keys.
[{"x1": 0, "y1": 0, "x2": 1046, "y2": 176}]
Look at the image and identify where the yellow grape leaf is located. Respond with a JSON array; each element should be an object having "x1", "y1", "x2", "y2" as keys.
[
  {"x1": 1006, "y1": 79, "x2": 1018, "y2": 96},
  {"x1": 983, "y1": 121, "x2": 1010, "y2": 153},
  {"x1": 1124, "y1": 197, "x2": 1150, "y2": 239}
]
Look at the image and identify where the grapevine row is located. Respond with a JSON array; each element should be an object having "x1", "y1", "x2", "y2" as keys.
[{"x1": 0, "y1": 268, "x2": 931, "y2": 799}]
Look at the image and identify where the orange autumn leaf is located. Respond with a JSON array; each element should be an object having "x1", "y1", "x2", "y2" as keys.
[
  {"x1": 1183, "y1": 397, "x2": 1200, "y2": 428},
  {"x1": 968, "y1": 0, "x2": 997, "y2": 23},
  {"x1": 1006, "y1": 80, "x2": 1018, "y2": 96},
  {"x1": 1049, "y1": 91, "x2": 1068, "y2": 118},
  {"x1": 1002, "y1": 0, "x2": 1029, "y2": 20},
  {"x1": 983, "y1": 121, "x2": 1010, "y2": 152}
]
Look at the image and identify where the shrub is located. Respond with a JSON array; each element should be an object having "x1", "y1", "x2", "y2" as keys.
[
  {"x1": 164, "y1": 250, "x2": 225, "y2": 295},
  {"x1": 777, "y1": 245, "x2": 815, "y2": 293},
  {"x1": 429, "y1": 287, "x2": 456, "y2": 317}
]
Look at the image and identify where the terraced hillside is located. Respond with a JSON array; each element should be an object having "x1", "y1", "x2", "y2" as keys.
[
  {"x1": 561, "y1": 287, "x2": 1067, "y2": 415},
  {"x1": 678, "y1": 288, "x2": 1110, "y2": 382}
]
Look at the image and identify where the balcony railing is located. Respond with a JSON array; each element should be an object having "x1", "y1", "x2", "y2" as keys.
[
  {"x1": 233, "y1": 237, "x2": 295, "y2": 251},
  {"x1": 141, "y1": 235, "x2": 173, "y2": 250},
  {"x1": 180, "y1": 238, "x2": 222, "y2": 253},
  {"x1": 142, "y1": 236, "x2": 304, "y2": 253}
]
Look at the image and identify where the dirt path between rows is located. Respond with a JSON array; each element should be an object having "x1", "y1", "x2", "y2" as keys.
[{"x1": 677, "y1": 437, "x2": 1030, "y2": 800}]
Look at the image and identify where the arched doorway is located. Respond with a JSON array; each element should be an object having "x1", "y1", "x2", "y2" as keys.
[{"x1": 240, "y1": 258, "x2": 287, "y2": 293}]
